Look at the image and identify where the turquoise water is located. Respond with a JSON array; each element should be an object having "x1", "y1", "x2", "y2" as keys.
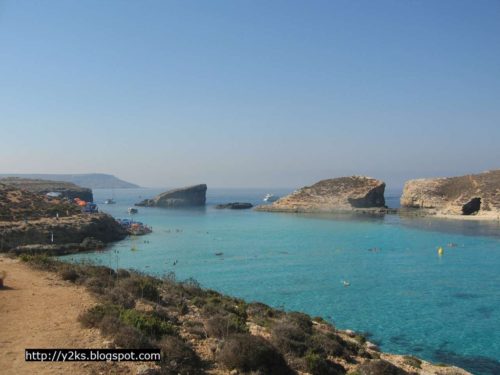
[{"x1": 64, "y1": 188, "x2": 500, "y2": 374}]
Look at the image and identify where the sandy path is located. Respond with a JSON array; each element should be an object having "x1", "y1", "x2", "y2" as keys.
[{"x1": 0, "y1": 256, "x2": 133, "y2": 375}]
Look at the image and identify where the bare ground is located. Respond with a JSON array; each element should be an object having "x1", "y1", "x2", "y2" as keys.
[{"x1": 0, "y1": 255, "x2": 134, "y2": 375}]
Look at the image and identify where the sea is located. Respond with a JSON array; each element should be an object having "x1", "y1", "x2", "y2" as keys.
[{"x1": 61, "y1": 188, "x2": 500, "y2": 375}]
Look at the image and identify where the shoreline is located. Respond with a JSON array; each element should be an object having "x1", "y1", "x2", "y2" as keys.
[{"x1": 0, "y1": 253, "x2": 472, "y2": 375}]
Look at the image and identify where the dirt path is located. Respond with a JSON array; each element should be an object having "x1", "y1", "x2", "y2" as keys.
[{"x1": 0, "y1": 256, "x2": 132, "y2": 375}]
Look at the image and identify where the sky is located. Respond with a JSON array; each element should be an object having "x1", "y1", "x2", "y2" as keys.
[{"x1": 1, "y1": 0, "x2": 499, "y2": 189}]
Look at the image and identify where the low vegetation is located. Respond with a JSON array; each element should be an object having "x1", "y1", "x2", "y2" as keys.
[{"x1": 18, "y1": 254, "x2": 431, "y2": 374}]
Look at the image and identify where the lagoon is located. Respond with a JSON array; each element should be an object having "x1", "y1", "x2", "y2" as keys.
[{"x1": 63, "y1": 188, "x2": 500, "y2": 375}]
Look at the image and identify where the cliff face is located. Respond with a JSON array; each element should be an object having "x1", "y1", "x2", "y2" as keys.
[
  {"x1": 0, "y1": 177, "x2": 93, "y2": 202},
  {"x1": 136, "y1": 184, "x2": 207, "y2": 208},
  {"x1": 400, "y1": 170, "x2": 500, "y2": 217},
  {"x1": 257, "y1": 176, "x2": 386, "y2": 213},
  {"x1": 0, "y1": 213, "x2": 127, "y2": 252}
]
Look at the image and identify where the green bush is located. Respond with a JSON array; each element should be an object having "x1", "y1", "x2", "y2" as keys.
[
  {"x1": 304, "y1": 351, "x2": 345, "y2": 375},
  {"x1": 120, "y1": 309, "x2": 175, "y2": 339}
]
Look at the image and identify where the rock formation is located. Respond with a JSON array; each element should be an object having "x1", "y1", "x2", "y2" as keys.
[
  {"x1": 400, "y1": 170, "x2": 500, "y2": 218},
  {"x1": 136, "y1": 184, "x2": 207, "y2": 208},
  {"x1": 215, "y1": 202, "x2": 253, "y2": 209},
  {"x1": 0, "y1": 213, "x2": 127, "y2": 252},
  {"x1": 0, "y1": 177, "x2": 93, "y2": 202},
  {"x1": 0, "y1": 183, "x2": 127, "y2": 252},
  {"x1": 256, "y1": 176, "x2": 386, "y2": 213}
]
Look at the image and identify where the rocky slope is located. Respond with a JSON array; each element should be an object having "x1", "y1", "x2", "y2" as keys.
[
  {"x1": 257, "y1": 176, "x2": 386, "y2": 213},
  {"x1": 136, "y1": 184, "x2": 207, "y2": 208},
  {"x1": 0, "y1": 183, "x2": 127, "y2": 252},
  {"x1": 0, "y1": 177, "x2": 93, "y2": 202},
  {"x1": 16, "y1": 255, "x2": 472, "y2": 375},
  {"x1": 400, "y1": 170, "x2": 500, "y2": 219}
]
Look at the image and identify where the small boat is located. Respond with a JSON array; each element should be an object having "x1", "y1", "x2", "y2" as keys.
[
  {"x1": 128, "y1": 207, "x2": 138, "y2": 214},
  {"x1": 104, "y1": 198, "x2": 116, "y2": 204},
  {"x1": 263, "y1": 193, "x2": 279, "y2": 202},
  {"x1": 342, "y1": 280, "x2": 351, "y2": 287}
]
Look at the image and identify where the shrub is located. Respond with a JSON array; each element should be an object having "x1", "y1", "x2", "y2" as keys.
[
  {"x1": 403, "y1": 355, "x2": 422, "y2": 369},
  {"x1": 304, "y1": 351, "x2": 345, "y2": 375},
  {"x1": 205, "y1": 314, "x2": 247, "y2": 338},
  {"x1": 157, "y1": 335, "x2": 202, "y2": 374},
  {"x1": 271, "y1": 320, "x2": 309, "y2": 355},
  {"x1": 60, "y1": 267, "x2": 79, "y2": 282},
  {"x1": 116, "y1": 268, "x2": 131, "y2": 278},
  {"x1": 114, "y1": 324, "x2": 151, "y2": 348},
  {"x1": 79, "y1": 304, "x2": 121, "y2": 328},
  {"x1": 20, "y1": 254, "x2": 59, "y2": 271},
  {"x1": 357, "y1": 359, "x2": 408, "y2": 375},
  {"x1": 217, "y1": 334, "x2": 292, "y2": 375},
  {"x1": 308, "y1": 332, "x2": 345, "y2": 357},
  {"x1": 287, "y1": 311, "x2": 313, "y2": 334},
  {"x1": 104, "y1": 286, "x2": 136, "y2": 309},
  {"x1": 120, "y1": 309, "x2": 175, "y2": 339}
]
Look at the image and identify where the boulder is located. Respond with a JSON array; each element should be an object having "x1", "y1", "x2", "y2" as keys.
[
  {"x1": 136, "y1": 184, "x2": 207, "y2": 208},
  {"x1": 256, "y1": 176, "x2": 386, "y2": 213},
  {"x1": 215, "y1": 202, "x2": 253, "y2": 209},
  {"x1": 400, "y1": 170, "x2": 500, "y2": 217}
]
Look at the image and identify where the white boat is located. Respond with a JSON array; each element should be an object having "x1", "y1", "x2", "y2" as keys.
[
  {"x1": 263, "y1": 193, "x2": 279, "y2": 202},
  {"x1": 128, "y1": 207, "x2": 138, "y2": 214},
  {"x1": 104, "y1": 198, "x2": 116, "y2": 204}
]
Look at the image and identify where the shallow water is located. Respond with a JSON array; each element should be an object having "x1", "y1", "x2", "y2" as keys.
[{"x1": 63, "y1": 188, "x2": 500, "y2": 374}]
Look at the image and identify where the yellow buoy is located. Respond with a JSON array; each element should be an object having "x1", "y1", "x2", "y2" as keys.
[{"x1": 438, "y1": 247, "x2": 444, "y2": 256}]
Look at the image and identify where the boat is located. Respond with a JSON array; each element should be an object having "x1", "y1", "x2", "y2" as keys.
[
  {"x1": 263, "y1": 193, "x2": 279, "y2": 202},
  {"x1": 104, "y1": 198, "x2": 116, "y2": 204},
  {"x1": 128, "y1": 207, "x2": 138, "y2": 214}
]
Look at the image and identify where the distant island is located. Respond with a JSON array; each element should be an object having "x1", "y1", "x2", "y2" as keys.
[
  {"x1": 0, "y1": 173, "x2": 139, "y2": 189},
  {"x1": 256, "y1": 176, "x2": 387, "y2": 213}
]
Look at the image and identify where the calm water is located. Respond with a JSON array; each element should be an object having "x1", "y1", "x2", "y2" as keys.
[{"x1": 63, "y1": 188, "x2": 500, "y2": 374}]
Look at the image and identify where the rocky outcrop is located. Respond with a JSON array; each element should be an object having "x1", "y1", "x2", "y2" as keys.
[
  {"x1": 400, "y1": 170, "x2": 500, "y2": 218},
  {"x1": 0, "y1": 213, "x2": 127, "y2": 252},
  {"x1": 215, "y1": 202, "x2": 253, "y2": 209},
  {"x1": 136, "y1": 184, "x2": 207, "y2": 208},
  {"x1": 256, "y1": 176, "x2": 386, "y2": 213},
  {"x1": 0, "y1": 177, "x2": 93, "y2": 202}
]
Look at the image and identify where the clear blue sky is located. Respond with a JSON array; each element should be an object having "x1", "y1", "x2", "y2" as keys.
[{"x1": 1, "y1": 0, "x2": 499, "y2": 188}]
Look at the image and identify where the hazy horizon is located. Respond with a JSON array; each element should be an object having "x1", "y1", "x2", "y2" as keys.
[{"x1": 1, "y1": 1, "x2": 499, "y2": 189}]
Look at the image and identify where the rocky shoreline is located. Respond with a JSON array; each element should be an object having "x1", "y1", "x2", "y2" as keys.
[{"x1": 2, "y1": 254, "x2": 471, "y2": 375}]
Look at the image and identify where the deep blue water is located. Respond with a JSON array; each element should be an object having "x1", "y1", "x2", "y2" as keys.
[{"x1": 63, "y1": 188, "x2": 500, "y2": 375}]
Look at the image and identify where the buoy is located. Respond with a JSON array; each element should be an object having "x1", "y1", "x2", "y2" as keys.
[{"x1": 438, "y1": 247, "x2": 444, "y2": 256}]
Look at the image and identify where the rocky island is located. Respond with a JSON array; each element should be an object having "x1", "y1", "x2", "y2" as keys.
[
  {"x1": 0, "y1": 177, "x2": 93, "y2": 202},
  {"x1": 215, "y1": 202, "x2": 253, "y2": 209},
  {"x1": 136, "y1": 184, "x2": 207, "y2": 208},
  {"x1": 257, "y1": 176, "x2": 386, "y2": 213},
  {"x1": 400, "y1": 169, "x2": 500, "y2": 220}
]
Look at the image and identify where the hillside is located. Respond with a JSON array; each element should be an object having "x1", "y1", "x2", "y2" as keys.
[{"x1": 0, "y1": 174, "x2": 139, "y2": 189}]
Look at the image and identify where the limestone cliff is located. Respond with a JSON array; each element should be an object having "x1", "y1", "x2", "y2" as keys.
[
  {"x1": 400, "y1": 170, "x2": 500, "y2": 218},
  {"x1": 136, "y1": 184, "x2": 207, "y2": 208},
  {"x1": 257, "y1": 176, "x2": 386, "y2": 213}
]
